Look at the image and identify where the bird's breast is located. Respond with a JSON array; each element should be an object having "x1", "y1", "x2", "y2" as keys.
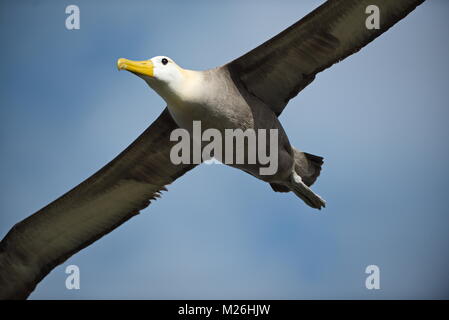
[{"x1": 167, "y1": 76, "x2": 254, "y2": 133}]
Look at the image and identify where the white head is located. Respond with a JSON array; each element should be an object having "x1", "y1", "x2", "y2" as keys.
[{"x1": 117, "y1": 56, "x2": 190, "y2": 103}]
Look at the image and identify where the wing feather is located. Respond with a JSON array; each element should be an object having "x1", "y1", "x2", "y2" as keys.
[
  {"x1": 0, "y1": 108, "x2": 195, "y2": 299},
  {"x1": 226, "y1": 0, "x2": 425, "y2": 116}
]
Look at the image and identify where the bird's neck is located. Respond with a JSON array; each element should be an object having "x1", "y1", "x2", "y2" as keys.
[{"x1": 150, "y1": 69, "x2": 204, "y2": 106}]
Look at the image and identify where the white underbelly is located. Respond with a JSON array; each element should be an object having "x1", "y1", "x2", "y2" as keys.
[{"x1": 167, "y1": 100, "x2": 247, "y2": 133}]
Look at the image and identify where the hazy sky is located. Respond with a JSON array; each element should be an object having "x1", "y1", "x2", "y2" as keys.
[{"x1": 0, "y1": 0, "x2": 448, "y2": 299}]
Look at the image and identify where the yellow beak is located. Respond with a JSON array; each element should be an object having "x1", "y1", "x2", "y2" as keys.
[{"x1": 117, "y1": 58, "x2": 154, "y2": 77}]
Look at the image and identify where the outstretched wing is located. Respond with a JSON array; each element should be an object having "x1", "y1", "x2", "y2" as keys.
[
  {"x1": 0, "y1": 108, "x2": 196, "y2": 299},
  {"x1": 226, "y1": 0, "x2": 425, "y2": 116}
]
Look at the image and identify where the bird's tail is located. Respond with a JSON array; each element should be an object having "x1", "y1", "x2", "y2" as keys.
[
  {"x1": 269, "y1": 149, "x2": 324, "y2": 200},
  {"x1": 293, "y1": 148, "x2": 323, "y2": 187}
]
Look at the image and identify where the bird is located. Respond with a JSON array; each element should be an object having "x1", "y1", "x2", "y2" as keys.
[
  {"x1": 116, "y1": 55, "x2": 327, "y2": 209},
  {"x1": 0, "y1": 0, "x2": 424, "y2": 299}
]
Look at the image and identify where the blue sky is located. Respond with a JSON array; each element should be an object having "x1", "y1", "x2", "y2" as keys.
[{"x1": 0, "y1": 0, "x2": 448, "y2": 299}]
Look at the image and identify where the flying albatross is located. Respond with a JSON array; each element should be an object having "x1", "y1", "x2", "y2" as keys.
[{"x1": 0, "y1": 0, "x2": 424, "y2": 299}]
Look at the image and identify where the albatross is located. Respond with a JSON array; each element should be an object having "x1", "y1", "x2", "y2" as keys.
[{"x1": 0, "y1": 0, "x2": 424, "y2": 299}]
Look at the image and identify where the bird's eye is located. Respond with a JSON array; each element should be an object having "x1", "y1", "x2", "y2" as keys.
[{"x1": 161, "y1": 58, "x2": 168, "y2": 65}]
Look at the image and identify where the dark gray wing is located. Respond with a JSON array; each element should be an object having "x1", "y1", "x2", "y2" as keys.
[
  {"x1": 0, "y1": 108, "x2": 196, "y2": 299},
  {"x1": 226, "y1": 0, "x2": 425, "y2": 116}
]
